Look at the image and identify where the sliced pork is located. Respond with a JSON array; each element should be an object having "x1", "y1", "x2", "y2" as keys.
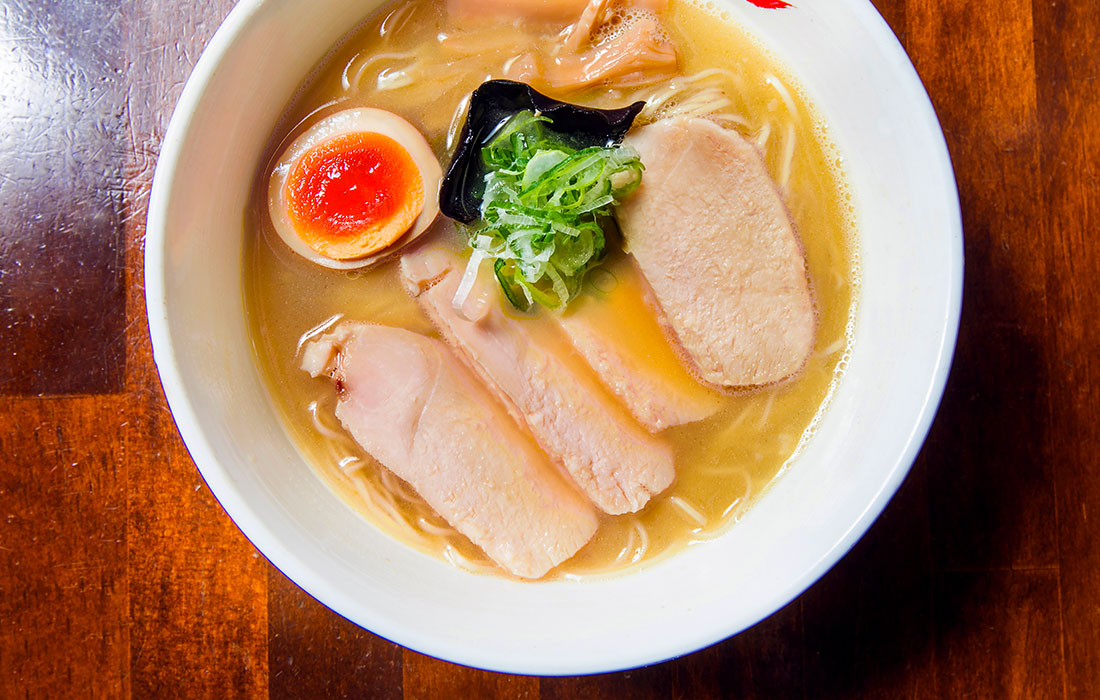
[
  {"x1": 506, "y1": 0, "x2": 677, "y2": 90},
  {"x1": 302, "y1": 322, "x2": 598, "y2": 579},
  {"x1": 618, "y1": 117, "x2": 815, "y2": 387},
  {"x1": 401, "y1": 246, "x2": 675, "y2": 515},
  {"x1": 555, "y1": 255, "x2": 722, "y2": 431}
]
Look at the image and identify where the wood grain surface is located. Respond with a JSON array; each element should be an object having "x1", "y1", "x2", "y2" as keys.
[{"x1": 1, "y1": 0, "x2": 1096, "y2": 697}]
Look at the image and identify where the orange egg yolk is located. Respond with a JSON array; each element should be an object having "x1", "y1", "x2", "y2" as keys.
[{"x1": 286, "y1": 132, "x2": 424, "y2": 260}]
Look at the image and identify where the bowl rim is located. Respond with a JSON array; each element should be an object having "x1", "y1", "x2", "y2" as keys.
[{"x1": 145, "y1": 0, "x2": 963, "y2": 675}]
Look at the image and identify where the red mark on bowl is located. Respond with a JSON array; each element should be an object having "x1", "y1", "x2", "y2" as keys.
[{"x1": 745, "y1": 0, "x2": 792, "y2": 8}]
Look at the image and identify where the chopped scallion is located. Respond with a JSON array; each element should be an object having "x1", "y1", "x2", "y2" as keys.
[{"x1": 461, "y1": 110, "x2": 643, "y2": 310}]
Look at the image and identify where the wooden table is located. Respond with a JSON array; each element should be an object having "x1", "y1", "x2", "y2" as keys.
[{"x1": 1, "y1": 0, "x2": 1095, "y2": 697}]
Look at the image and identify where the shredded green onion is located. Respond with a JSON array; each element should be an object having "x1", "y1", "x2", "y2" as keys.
[{"x1": 460, "y1": 110, "x2": 643, "y2": 311}]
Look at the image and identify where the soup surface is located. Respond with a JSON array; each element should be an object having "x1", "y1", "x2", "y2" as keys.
[{"x1": 246, "y1": 0, "x2": 857, "y2": 579}]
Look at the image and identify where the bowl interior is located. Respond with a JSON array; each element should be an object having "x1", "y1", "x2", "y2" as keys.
[{"x1": 146, "y1": 0, "x2": 961, "y2": 675}]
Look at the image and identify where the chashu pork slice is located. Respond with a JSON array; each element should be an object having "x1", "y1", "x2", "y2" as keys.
[
  {"x1": 619, "y1": 117, "x2": 815, "y2": 387},
  {"x1": 301, "y1": 322, "x2": 598, "y2": 579},
  {"x1": 401, "y1": 245, "x2": 675, "y2": 515},
  {"x1": 555, "y1": 254, "x2": 723, "y2": 432}
]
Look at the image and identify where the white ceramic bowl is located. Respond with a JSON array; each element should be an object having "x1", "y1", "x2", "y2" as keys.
[{"x1": 146, "y1": 0, "x2": 962, "y2": 675}]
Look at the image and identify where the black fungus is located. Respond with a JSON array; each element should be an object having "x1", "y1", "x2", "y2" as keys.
[{"x1": 439, "y1": 80, "x2": 645, "y2": 223}]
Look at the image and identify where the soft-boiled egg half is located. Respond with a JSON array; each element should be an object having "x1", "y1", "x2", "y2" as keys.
[{"x1": 268, "y1": 108, "x2": 442, "y2": 269}]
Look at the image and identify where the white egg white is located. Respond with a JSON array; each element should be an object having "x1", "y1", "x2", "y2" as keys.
[{"x1": 268, "y1": 108, "x2": 442, "y2": 269}]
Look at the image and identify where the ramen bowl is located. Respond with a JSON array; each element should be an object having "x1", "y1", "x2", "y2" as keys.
[{"x1": 146, "y1": 0, "x2": 961, "y2": 675}]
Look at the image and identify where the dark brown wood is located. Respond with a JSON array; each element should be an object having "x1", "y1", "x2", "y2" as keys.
[
  {"x1": 908, "y1": 0, "x2": 1057, "y2": 572},
  {"x1": 0, "y1": 2, "x2": 128, "y2": 396},
  {"x1": 3, "y1": 0, "x2": 1099, "y2": 697},
  {"x1": 933, "y1": 570, "x2": 1064, "y2": 700},
  {"x1": 0, "y1": 398, "x2": 129, "y2": 698},
  {"x1": 542, "y1": 601, "x2": 805, "y2": 699},
  {"x1": 1032, "y1": 2, "x2": 1100, "y2": 698},
  {"x1": 802, "y1": 462, "x2": 935, "y2": 699},
  {"x1": 268, "y1": 567, "x2": 403, "y2": 700},
  {"x1": 122, "y1": 383, "x2": 269, "y2": 699},
  {"x1": 404, "y1": 652, "x2": 538, "y2": 699}
]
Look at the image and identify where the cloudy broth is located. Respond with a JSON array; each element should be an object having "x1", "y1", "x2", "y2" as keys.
[{"x1": 245, "y1": 0, "x2": 856, "y2": 578}]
